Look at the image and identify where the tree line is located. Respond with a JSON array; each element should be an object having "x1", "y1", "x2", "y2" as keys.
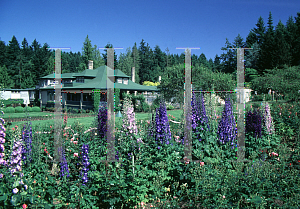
[{"x1": 0, "y1": 11, "x2": 299, "y2": 101}]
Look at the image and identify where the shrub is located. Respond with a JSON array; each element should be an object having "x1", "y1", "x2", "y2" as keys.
[
  {"x1": 4, "y1": 107, "x2": 15, "y2": 113},
  {"x1": 166, "y1": 104, "x2": 174, "y2": 110},
  {"x1": 32, "y1": 106, "x2": 41, "y2": 112},
  {"x1": 15, "y1": 106, "x2": 24, "y2": 113},
  {"x1": 24, "y1": 106, "x2": 33, "y2": 112}
]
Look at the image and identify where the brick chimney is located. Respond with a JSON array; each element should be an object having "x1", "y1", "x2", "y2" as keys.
[{"x1": 88, "y1": 60, "x2": 93, "y2": 70}]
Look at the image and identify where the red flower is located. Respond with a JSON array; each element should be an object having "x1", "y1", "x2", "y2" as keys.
[
  {"x1": 22, "y1": 204, "x2": 27, "y2": 209},
  {"x1": 44, "y1": 149, "x2": 47, "y2": 152}
]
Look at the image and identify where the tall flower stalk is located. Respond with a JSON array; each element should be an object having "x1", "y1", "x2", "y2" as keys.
[
  {"x1": 0, "y1": 118, "x2": 6, "y2": 167},
  {"x1": 121, "y1": 96, "x2": 143, "y2": 143},
  {"x1": 22, "y1": 122, "x2": 33, "y2": 165},
  {"x1": 245, "y1": 109, "x2": 262, "y2": 139},
  {"x1": 155, "y1": 98, "x2": 172, "y2": 147},
  {"x1": 199, "y1": 93, "x2": 210, "y2": 132},
  {"x1": 9, "y1": 127, "x2": 23, "y2": 176},
  {"x1": 217, "y1": 96, "x2": 237, "y2": 149},
  {"x1": 59, "y1": 146, "x2": 70, "y2": 178},
  {"x1": 98, "y1": 101, "x2": 107, "y2": 139},
  {"x1": 81, "y1": 144, "x2": 89, "y2": 186},
  {"x1": 262, "y1": 102, "x2": 275, "y2": 135}
]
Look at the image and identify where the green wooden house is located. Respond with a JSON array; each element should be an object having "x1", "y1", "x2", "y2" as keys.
[{"x1": 37, "y1": 64, "x2": 159, "y2": 110}]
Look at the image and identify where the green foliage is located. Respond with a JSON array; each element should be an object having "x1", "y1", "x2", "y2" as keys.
[
  {"x1": 31, "y1": 106, "x2": 41, "y2": 112},
  {"x1": 15, "y1": 106, "x2": 24, "y2": 113},
  {"x1": 5, "y1": 106, "x2": 15, "y2": 113},
  {"x1": 92, "y1": 91, "x2": 100, "y2": 113},
  {"x1": 1, "y1": 99, "x2": 24, "y2": 108},
  {"x1": 24, "y1": 106, "x2": 32, "y2": 112},
  {"x1": 114, "y1": 88, "x2": 121, "y2": 112},
  {"x1": 251, "y1": 66, "x2": 300, "y2": 101},
  {"x1": 142, "y1": 81, "x2": 160, "y2": 86}
]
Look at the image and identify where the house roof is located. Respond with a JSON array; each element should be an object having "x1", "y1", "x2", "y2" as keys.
[
  {"x1": 39, "y1": 66, "x2": 158, "y2": 92},
  {"x1": 3, "y1": 88, "x2": 35, "y2": 91}
]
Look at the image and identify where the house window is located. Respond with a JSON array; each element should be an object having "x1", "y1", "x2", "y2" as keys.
[
  {"x1": 123, "y1": 78, "x2": 128, "y2": 85},
  {"x1": 117, "y1": 78, "x2": 122, "y2": 84},
  {"x1": 76, "y1": 77, "x2": 84, "y2": 83}
]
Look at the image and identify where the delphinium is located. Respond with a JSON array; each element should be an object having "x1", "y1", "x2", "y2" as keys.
[
  {"x1": 59, "y1": 146, "x2": 70, "y2": 178},
  {"x1": 121, "y1": 96, "x2": 143, "y2": 159},
  {"x1": 198, "y1": 92, "x2": 210, "y2": 132},
  {"x1": 8, "y1": 127, "x2": 23, "y2": 176},
  {"x1": 245, "y1": 109, "x2": 262, "y2": 139},
  {"x1": 98, "y1": 101, "x2": 107, "y2": 139},
  {"x1": 155, "y1": 98, "x2": 172, "y2": 148},
  {"x1": 262, "y1": 102, "x2": 275, "y2": 135},
  {"x1": 0, "y1": 118, "x2": 6, "y2": 167},
  {"x1": 21, "y1": 122, "x2": 33, "y2": 165},
  {"x1": 80, "y1": 144, "x2": 89, "y2": 186},
  {"x1": 191, "y1": 92, "x2": 201, "y2": 139},
  {"x1": 217, "y1": 95, "x2": 237, "y2": 149}
]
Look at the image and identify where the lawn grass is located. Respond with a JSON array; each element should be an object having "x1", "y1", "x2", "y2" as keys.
[{"x1": 6, "y1": 109, "x2": 185, "y2": 130}]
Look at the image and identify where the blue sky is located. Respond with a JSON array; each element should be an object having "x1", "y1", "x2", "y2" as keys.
[{"x1": 1, "y1": 0, "x2": 299, "y2": 61}]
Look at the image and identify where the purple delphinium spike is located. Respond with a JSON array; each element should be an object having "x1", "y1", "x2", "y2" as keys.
[
  {"x1": 217, "y1": 96, "x2": 237, "y2": 149},
  {"x1": 246, "y1": 109, "x2": 262, "y2": 139},
  {"x1": 199, "y1": 93, "x2": 210, "y2": 132},
  {"x1": 21, "y1": 123, "x2": 33, "y2": 165},
  {"x1": 98, "y1": 101, "x2": 107, "y2": 139},
  {"x1": 0, "y1": 117, "x2": 6, "y2": 166},
  {"x1": 9, "y1": 132, "x2": 23, "y2": 176},
  {"x1": 262, "y1": 103, "x2": 274, "y2": 135},
  {"x1": 81, "y1": 144, "x2": 90, "y2": 186},
  {"x1": 59, "y1": 146, "x2": 70, "y2": 178},
  {"x1": 155, "y1": 99, "x2": 172, "y2": 146}
]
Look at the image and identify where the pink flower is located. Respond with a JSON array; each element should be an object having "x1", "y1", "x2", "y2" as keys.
[
  {"x1": 74, "y1": 153, "x2": 79, "y2": 157},
  {"x1": 73, "y1": 141, "x2": 78, "y2": 145},
  {"x1": 22, "y1": 204, "x2": 28, "y2": 209},
  {"x1": 223, "y1": 195, "x2": 225, "y2": 199},
  {"x1": 200, "y1": 162, "x2": 204, "y2": 166},
  {"x1": 12, "y1": 128, "x2": 15, "y2": 131},
  {"x1": 279, "y1": 113, "x2": 281, "y2": 115},
  {"x1": 141, "y1": 202, "x2": 145, "y2": 206},
  {"x1": 271, "y1": 152, "x2": 278, "y2": 156},
  {"x1": 174, "y1": 196, "x2": 177, "y2": 199}
]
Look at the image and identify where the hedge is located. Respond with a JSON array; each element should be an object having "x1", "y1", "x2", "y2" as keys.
[
  {"x1": 4, "y1": 107, "x2": 15, "y2": 113},
  {"x1": 15, "y1": 106, "x2": 24, "y2": 113},
  {"x1": 32, "y1": 107, "x2": 41, "y2": 112}
]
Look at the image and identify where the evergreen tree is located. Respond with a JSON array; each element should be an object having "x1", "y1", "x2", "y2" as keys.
[
  {"x1": 258, "y1": 12, "x2": 276, "y2": 75},
  {"x1": 245, "y1": 42, "x2": 260, "y2": 70},
  {"x1": 198, "y1": 53, "x2": 208, "y2": 67},
  {"x1": 220, "y1": 38, "x2": 235, "y2": 74},
  {"x1": 0, "y1": 41, "x2": 7, "y2": 69},
  {"x1": 92, "y1": 44, "x2": 105, "y2": 69},
  {"x1": 0, "y1": 65, "x2": 14, "y2": 89},
  {"x1": 213, "y1": 54, "x2": 222, "y2": 72},
  {"x1": 81, "y1": 35, "x2": 93, "y2": 69},
  {"x1": 138, "y1": 39, "x2": 153, "y2": 84},
  {"x1": 117, "y1": 47, "x2": 133, "y2": 77},
  {"x1": 273, "y1": 20, "x2": 291, "y2": 68},
  {"x1": 153, "y1": 45, "x2": 165, "y2": 73},
  {"x1": 7, "y1": 36, "x2": 21, "y2": 88},
  {"x1": 102, "y1": 43, "x2": 118, "y2": 69},
  {"x1": 131, "y1": 42, "x2": 140, "y2": 84},
  {"x1": 285, "y1": 16, "x2": 297, "y2": 66},
  {"x1": 191, "y1": 54, "x2": 198, "y2": 67},
  {"x1": 293, "y1": 12, "x2": 300, "y2": 66}
]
